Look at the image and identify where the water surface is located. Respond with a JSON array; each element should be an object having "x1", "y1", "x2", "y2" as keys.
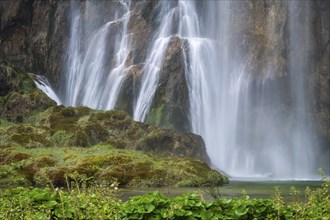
[{"x1": 119, "y1": 180, "x2": 322, "y2": 201}]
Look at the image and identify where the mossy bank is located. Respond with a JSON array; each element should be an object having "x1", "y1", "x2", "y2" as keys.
[{"x1": 0, "y1": 62, "x2": 228, "y2": 188}]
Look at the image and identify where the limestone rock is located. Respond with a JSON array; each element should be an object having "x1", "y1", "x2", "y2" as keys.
[{"x1": 146, "y1": 36, "x2": 191, "y2": 132}]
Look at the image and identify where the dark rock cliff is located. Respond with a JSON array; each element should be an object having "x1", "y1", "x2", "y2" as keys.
[{"x1": 0, "y1": 0, "x2": 70, "y2": 88}]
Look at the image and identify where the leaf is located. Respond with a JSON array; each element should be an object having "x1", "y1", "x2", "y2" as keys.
[
  {"x1": 145, "y1": 204, "x2": 155, "y2": 213},
  {"x1": 234, "y1": 207, "x2": 249, "y2": 216}
]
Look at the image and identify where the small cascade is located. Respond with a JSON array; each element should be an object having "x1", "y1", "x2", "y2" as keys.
[
  {"x1": 133, "y1": 2, "x2": 176, "y2": 121},
  {"x1": 133, "y1": 1, "x2": 200, "y2": 122},
  {"x1": 31, "y1": 74, "x2": 62, "y2": 105}
]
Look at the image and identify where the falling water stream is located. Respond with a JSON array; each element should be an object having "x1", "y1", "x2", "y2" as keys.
[{"x1": 37, "y1": 0, "x2": 327, "y2": 180}]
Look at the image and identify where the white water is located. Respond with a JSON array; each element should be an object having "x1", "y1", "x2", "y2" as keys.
[
  {"x1": 38, "y1": 0, "x2": 325, "y2": 179},
  {"x1": 133, "y1": 2, "x2": 176, "y2": 121},
  {"x1": 287, "y1": 1, "x2": 318, "y2": 178},
  {"x1": 183, "y1": 1, "x2": 320, "y2": 179},
  {"x1": 32, "y1": 74, "x2": 62, "y2": 105},
  {"x1": 62, "y1": 0, "x2": 132, "y2": 110}
]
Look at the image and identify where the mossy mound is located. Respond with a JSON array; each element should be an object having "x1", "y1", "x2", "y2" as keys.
[
  {"x1": 0, "y1": 61, "x2": 56, "y2": 122},
  {"x1": 0, "y1": 62, "x2": 228, "y2": 189},
  {"x1": 0, "y1": 105, "x2": 227, "y2": 188},
  {"x1": 0, "y1": 145, "x2": 228, "y2": 188},
  {"x1": 21, "y1": 105, "x2": 209, "y2": 162},
  {"x1": 1, "y1": 105, "x2": 210, "y2": 161}
]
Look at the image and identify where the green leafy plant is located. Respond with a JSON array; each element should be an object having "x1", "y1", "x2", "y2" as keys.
[{"x1": 0, "y1": 173, "x2": 329, "y2": 219}]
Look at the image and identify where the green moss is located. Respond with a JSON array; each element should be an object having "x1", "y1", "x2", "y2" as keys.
[
  {"x1": 21, "y1": 156, "x2": 57, "y2": 183},
  {"x1": 107, "y1": 138, "x2": 128, "y2": 149},
  {"x1": 0, "y1": 119, "x2": 15, "y2": 128},
  {"x1": 84, "y1": 123, "x2": 109, "y2": 145},
  {"x1": 0, "y1": 104, "x2": 226, "y2": 188},
  {"x1": 0, "y1": 144, "x2": 12, "y2": 149},
  {"x1": 146, "y1": 103, "x2": 166, "y2": 127},
  {"x1": 0, "y1": 143, "x2": 228, "y2": 188},
  {"x1": 93, "y1": 110, "x2": 133, "y2": 130},
  {"x1": 6, "y1": 125, "x2": 53, "y2": 148},
  {"x1": 0, "y1": 61, "x2": 35, "y2": 94},
  {"x1": 75, "y1": 106, "x2": 92, "y2": 117},
  {"x1": 34, "y1": 167, "x2": 71, "y2": 187},
  {"x1": 0, "y1": 165, "x2": 28, "y2": 187},
  {"x1": 51, "y1": 130, "x2": 73, "y2": 146},
  {"x1": 135, "y1": 128, "x2": 167, "y2": 152},
  {"x1": 71, "y1": 130, "x2": 89, "y2": 147},
  {"x1": 0, "y1": 149, "x2": 30, "y2": 165},
  {"x1": 11, "y1": 134, "x2": 53, "y2": 148}
]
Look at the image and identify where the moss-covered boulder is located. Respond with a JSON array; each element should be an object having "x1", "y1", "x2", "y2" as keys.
[
  {"x1": 0, "y1": 104, "x2": 227, "y2": 188},
  {"x1": 18, "y1": 105, "x2": 210, "y2": 163},
  {"x1": 0, "y1": 145, "x2": 228, "y2": 188},
  {"x1": 0, "y1": 62, "x2": 56, "y2": 122},
  {"x1": 0, "y1": 62, "x2": 226, "y2": 188}
]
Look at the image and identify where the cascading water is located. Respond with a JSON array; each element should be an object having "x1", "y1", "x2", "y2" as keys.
[
  {"x1": 38, "y1": 0, "x2": 326, "y2": 179},
  {"x1": 61, "y1": 0, "x2": 132, "y2": 110},
  {"x1": 287, "y1": 1, "x2": 319, "y2": 178},
  {"x1": 183, "y1": 1, "x2": 321, "y2": 179},
  {"x1": 31, "y1": 74, "x2": 62, "y2": 105},
  {"x1": 133, "y1": 2, "x2": 178, "y2": 121}
]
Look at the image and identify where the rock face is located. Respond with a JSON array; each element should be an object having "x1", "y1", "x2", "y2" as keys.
[
  {"x1": 146, "y1": 36, "x2": 191, "y2": 132},
  {"x1": 308, "y1": 3, "x2": 330, "y2": 146},
  {"x1": 0, "y1": 0, "x2": 70, "y2": 88},
  {"x1": 310, "y1": 44, "x2": 330, "y2": 144}
]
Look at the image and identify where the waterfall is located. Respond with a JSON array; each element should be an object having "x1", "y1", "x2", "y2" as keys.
[
  {"x1": 32, "y1": 74, "x2": 62, "y2": 105},
  {"x1": 61, "y1": 0, "x2": 132, "y2": 110},
  {"x1": 184, "y1": 1, "x2": 321, "y2": 179},
  {"x1": 287, "y1": 1, "x2": 318, "y2": 178},
  {"x1": 38, "y1": 0, "x2": 326, "y2": 179},
  {"x1": 133, "y1": 2, "x2": 177, "y2": 121}
]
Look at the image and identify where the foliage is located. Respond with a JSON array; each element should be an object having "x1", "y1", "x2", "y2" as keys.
[{"x1": 0, "y1": 173, "x2": 329, "y2": 219}]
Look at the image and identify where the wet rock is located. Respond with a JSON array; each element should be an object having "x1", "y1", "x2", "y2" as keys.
[
  {"x1": 146, "y1": 36, "x2": 191, "y2": 132},
  {"x1": 115, "y1": 64, "x2": 143, "y2": 116},
  {"x1": 310, "y1": 44, "x2": 330, "y2": 143}
]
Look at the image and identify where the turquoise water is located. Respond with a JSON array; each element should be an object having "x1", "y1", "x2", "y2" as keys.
[{"x1": 119, "y1": 181, "x2": 322, "y2": 201}]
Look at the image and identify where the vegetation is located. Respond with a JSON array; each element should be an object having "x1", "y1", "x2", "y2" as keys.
[
  {"x1": 0, "y1": 172, "x2": 329, "y2": 219},
  {"x1": 1, "y1": 61, "x2": 328, "y2": 219},
  {"x1": 0, "y1": 61, "x2": 224, "y2": 188},
  {"x1": 0, "y1": 143, "x2": 228, "y2": 188}
]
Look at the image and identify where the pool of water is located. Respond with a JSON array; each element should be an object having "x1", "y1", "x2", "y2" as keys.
[{"x1": 119, "y1": 180, "x2": 323, "y2": 201}]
